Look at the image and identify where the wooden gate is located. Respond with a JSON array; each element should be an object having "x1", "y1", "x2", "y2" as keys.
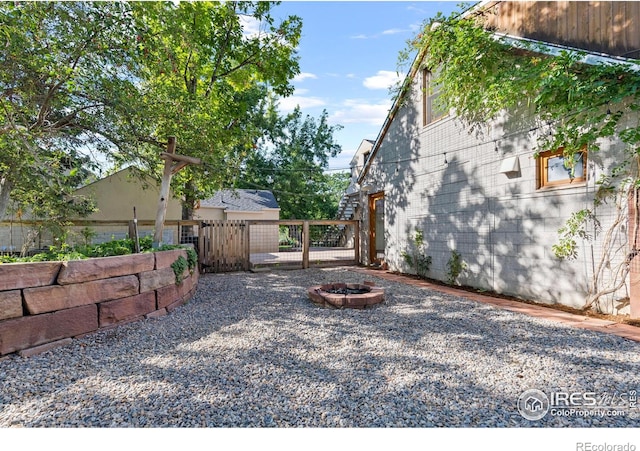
[{"x1": 198, "y1": 220, "x2": 249, "y2": 273}]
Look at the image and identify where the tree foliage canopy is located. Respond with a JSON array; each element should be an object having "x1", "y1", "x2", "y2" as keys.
[
  {"x1": 1, "y1": 1, "x2": 306, "y2": 225},
  {"x1": 0, "y1": 2, "x2": 140, "y2": 223},
  {"x1": 125, "y1": 1, "x2": 303, "y2": 219},
  {"x1": 237, "y1": 106, "x2": 347, "y2": 219}
]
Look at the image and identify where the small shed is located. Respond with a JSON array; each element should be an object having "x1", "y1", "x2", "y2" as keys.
[
  {"x1": 195, "y1": 189, "x2": 280, "y2": 254},
  {"x1": 195, "y1": 189, "x2": 280, "y2": 221}
]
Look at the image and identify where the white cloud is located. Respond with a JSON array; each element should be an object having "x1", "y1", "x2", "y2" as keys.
[
  {"x1": 293, "y1": 72, "x2": 318, "y2": 82},
  {"x1": 381, "y1": 28, "x2": 406, "y2": 35},
  {"x1": 329, "y1": 99, "x2": 392, "y2": 126},
  {"x1": 239, "y1": 15, "x2": 261, "y2": 38},
  {"x1": 363, "y1": 70, "x2": 403, "y2": 90},
  {"x1": 407, "y1": 5, "x2": 431, "y2": 15},
  {"x1": 351, "y1": 23, "x2": 419, "y2": 40},
  {"x1": 278, "y1": 95, "x2": 327, "y2": 112}
]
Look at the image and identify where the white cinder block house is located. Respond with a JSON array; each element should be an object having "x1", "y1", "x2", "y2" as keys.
[{"x1": 354, "y1": 1, "x2": 640, "y2": 317}]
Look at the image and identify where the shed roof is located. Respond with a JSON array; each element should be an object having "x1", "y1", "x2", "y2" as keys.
[{"x1": 200, "y1": 189, "x2": 279, "y2": 211}]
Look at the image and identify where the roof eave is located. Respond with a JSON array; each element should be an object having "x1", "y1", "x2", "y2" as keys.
[{"x1": 357, "y1": 46, "x2": 427, "y2": 184}]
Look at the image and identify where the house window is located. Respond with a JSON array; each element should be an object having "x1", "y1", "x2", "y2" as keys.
[
  {"x1": 537, "y1": 147, "x2": 587, "y2": 188},
  {"x1": 422, "y1": 69, "x2": 447, "y2": 126}
]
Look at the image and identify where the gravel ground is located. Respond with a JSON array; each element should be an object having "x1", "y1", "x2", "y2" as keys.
[{"x1": 1, "y1": 267, "x2": 639, "y2": 428}]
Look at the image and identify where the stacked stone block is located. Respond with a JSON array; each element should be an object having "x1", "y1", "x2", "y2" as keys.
[{"x1": 0, "y1": 249, "x2": 199, "y2": 357}]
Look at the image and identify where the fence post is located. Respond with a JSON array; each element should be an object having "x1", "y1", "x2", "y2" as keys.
[
  {"x1": 302, "y1": 221, "x2": 310, "y2": 269},
  {"x1": 128, "y1": 220, "x2": 135, "y2": 240},
  {"x1": 244, "y1": 220, "x2": 250, "y2": 271},
  {"x1": 354, "y1": 220, "x2": 360, "y2": 265},
  {"x1": 198, "y1": 222, "x2": 205, "y2": 269}
]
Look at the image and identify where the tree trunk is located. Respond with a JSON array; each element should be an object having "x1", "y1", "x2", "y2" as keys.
[
  {"x1": 182, "y1": 181, "x2": 197, "y2": 220},
  {"x1": 181, "y1": 180, "x2": 198, "y2": 242},
  {"x1": 0, "y1": 176, "x2": 13, "y2": 220}
]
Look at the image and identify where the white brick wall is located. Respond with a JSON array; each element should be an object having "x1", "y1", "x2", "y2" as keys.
[{"x1": 360, "y1": 73, "x2": 630, "y2": 314}]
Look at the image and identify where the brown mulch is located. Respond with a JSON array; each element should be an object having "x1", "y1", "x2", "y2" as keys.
[{"x1": 384, "y1": 271, "x2": 640, "y2": 328}]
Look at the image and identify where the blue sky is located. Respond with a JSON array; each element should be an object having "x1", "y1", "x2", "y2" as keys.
[{"x1": 270, "y1": 1, "x2": 462, "y2": 171}]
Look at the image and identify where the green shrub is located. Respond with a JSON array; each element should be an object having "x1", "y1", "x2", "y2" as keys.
[
  {"x1": 0, "y1": 234, "x2": 191, "y2": 264},
  {"x1": 402, "y1": 229, "x2": 431, "y2": 278},
  {"x1": 446, "y1": 250, "x2": 467, "y2": 285},
  {"x1": 89, "y1": 238, "x2": 134, "y2": 257}
]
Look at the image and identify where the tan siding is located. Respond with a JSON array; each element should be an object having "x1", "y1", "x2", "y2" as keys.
[
  {"x1": 75, "y1": 168, "x2": 182, "y2": 221},
  {"x1": 193, "y1": 207, "x2": 225, "y2": 221},
  {"x1": 627, "y1": 1, "x2": 640, "y2": 57},
  {"x1": 588, "y1": 1, "x2": 602, "y2": 49},
  {"x1": 566, "y1": 1, "x2": 579, "y2": 44},
  {"x1": 484, "y1": 1, "x2": 640, "y2": 58},
  {"x1": 611, "y1": 2, "x2": 626, "y2": 51}
]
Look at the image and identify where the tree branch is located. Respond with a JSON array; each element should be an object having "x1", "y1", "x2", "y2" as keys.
[
  {"x1": 205, "y1": 3, "x2": 236, "y2": 98},
  {"x1": 48, "y1": 103, "x2": 104, "y2": 130}
]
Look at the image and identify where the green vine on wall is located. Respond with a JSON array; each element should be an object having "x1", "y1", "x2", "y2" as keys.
[
  {"x1": 401, "y1": 229, "x2": 432, "y2": 278},
  {"x1": 446, "y1": 250, "x2": 467, "y2": 285},
  {"x1": 398, "y1": 7, "x2": 640, "y2": 311},
  {"x1": 171, "y1": 256, "x2": 188, "y2": 285},
  {"x1": 401, "y1": 10, "x2": 640, "y2": 163}
]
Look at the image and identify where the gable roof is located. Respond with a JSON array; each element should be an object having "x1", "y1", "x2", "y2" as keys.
[
  {"x1": 199, "y1": 189, "x2": 279, "y2": 211},
  {"x1": 76, "y1": 166, "x2": 154, "y2": 190},
  {"x1": 358, "y1": 0, "x2": 639, "y2": 183},
  {"x1": 350, "y1": 139, "x2": 375, "y2": 167}
]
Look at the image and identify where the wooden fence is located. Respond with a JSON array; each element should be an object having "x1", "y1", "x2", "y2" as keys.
[
  {"x1": 0, "y1": 219, "x2": 360, "y2": 273},
  {"x1": 0, "y1": 219, "x2": 200, "y2": 255},
  {"x1": 198, "y1": 220, "x2": 249, "y2": 273},
  {"x1": 198, "y1": 219, "x2": 359, "y2": 273}
]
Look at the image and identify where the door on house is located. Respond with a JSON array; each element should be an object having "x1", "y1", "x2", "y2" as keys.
[{"x1": 368, "y1": 191, "x2": 385, "y2": 265}]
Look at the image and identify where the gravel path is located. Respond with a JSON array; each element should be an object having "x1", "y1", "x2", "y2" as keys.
[{"x1": 1, "y1": 267, "x2": 639, "y2": 427}]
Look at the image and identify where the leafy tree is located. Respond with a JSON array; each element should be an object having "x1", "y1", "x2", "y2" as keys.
[
  {"x1": 237, "y1": 106, "x2": 345, "y2": 219},
  {"x1": 323, "y1": 171, "x2": 351, "y2": 218},
  {"x1": 1, "y1": 1, "x2": 303, "y2": 231},
  {"x1": 0, "y1": 2, "x2": 139, "y2": 226},
  {"x1": 124, "y1": 1, "x2": 303, "y2": 220}
]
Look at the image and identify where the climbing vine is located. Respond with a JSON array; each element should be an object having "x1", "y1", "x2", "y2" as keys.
[
  {"x1": 446, "y1": 250, "x2": 467, "y2": 285},
  {"x1": 401, "y1": 229, "x2": 432, "y2": 278},
  {"x1": 171, "y1": 256, "x2": 188, "y2": 285},
  {"x1": 399, "y1": 8, "x2": 640, "y2": 311}
]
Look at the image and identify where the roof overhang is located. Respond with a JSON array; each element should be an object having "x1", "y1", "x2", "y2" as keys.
[{"x1": 224, "y1": 208, "x2": 280, "y2": 214}]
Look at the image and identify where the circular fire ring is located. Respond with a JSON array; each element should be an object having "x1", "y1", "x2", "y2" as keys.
[{"x1": 307, "y1": 282, "x2": 384, "y2": 309}]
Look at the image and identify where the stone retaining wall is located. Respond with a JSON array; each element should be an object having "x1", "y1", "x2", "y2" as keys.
[{"x1": 0, "y1": 249, "x2": 199, "y2": 357}]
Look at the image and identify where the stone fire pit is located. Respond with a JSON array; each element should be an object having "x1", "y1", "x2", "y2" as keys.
[{"x1": 307, "y1": 282, "x2": 384, "y2": 309}]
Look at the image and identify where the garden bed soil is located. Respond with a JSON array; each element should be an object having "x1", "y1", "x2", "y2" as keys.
[{"x1": 384, "y1": 271, "x2": 640, "y2": 328}]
